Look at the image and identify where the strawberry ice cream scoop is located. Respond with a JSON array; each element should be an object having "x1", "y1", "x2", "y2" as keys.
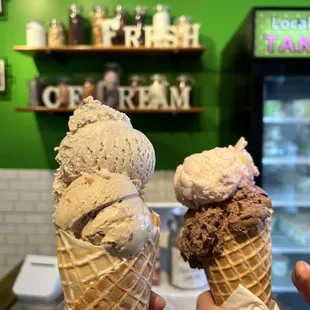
[{"x1": 173, "y1": 138, "x2": 259, "y2": 209}]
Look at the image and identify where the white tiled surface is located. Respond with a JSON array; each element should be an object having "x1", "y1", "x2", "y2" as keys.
[
  {"x1": 0, "y1": 168, "x2": 177, "y2": 279},
  {"x1": 0, "y1": 169, "x2": 56, "y2": 279}
]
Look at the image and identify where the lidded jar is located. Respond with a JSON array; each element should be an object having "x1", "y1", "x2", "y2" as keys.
[
  {"x1": 48, "y1": 19, "x2": 65, "y2": 47},
  {"x1": 174, "y1": 16, "x2": 192, "y2": 47},
  {"x1": 69, "y1": 4, "x2": 84, "y2": 45},
  {"x1": 92, "y1": 5, "x2": 108, "y2": 46}
]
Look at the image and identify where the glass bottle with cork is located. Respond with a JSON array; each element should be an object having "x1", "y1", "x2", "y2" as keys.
[
  {"x1": 57, "y1": 76, "x2": 72, "y2": 107},
  {"x1": 111, "y1": 5, "x2": 128, "y2": 45},
  {"x1": 174, "y1": 16, "x2": 192, "y2": 47},
  {"x1": 97, "y1": 63, "x2": 120, "y2": 108},
  {"x1": 176, "y1": 74, "x2": 195, "y2": 107},
  {"x1": 134, "y1": 6, "x2": 147, "y2": 46},
  {"x1": 153, "y1": 4, "x2": 170, "y2": 46},
  {"x1": 48, "y1": 19, "x2": 65, "y2": 47},
  {"x1": 148, "y1": 74, "x2": 169, "y2": 109},
  {"x1": 129, "y1": 75, "x2": 146, "y2": 107},
  {"x1": 92, "y1": 5, "x2": 108, "y2": 46},
  {"x1": 82, "y1": 77, "x2": 97, "y2": 100},
  {"x1": 69, "y1": 4, "x2": 84, "y2": 45}
]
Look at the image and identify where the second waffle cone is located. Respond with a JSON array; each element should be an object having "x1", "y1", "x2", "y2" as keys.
[{"x1": 203, "y1": 218, "x2": 272, "y2": 309}]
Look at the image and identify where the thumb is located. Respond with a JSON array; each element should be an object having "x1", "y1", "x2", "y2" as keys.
[{"x1": 197, "y1": 291, "x2": 235, "y2": 310}]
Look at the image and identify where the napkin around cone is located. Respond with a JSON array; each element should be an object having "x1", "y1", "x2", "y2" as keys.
[{"x1": 221, "y1": 285, "x2": 280, "y2": 310}]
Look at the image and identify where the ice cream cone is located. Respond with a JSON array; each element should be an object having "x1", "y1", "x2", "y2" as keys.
[
  {"x1": 203, "y1": 218, "x2": 272, "y2": 309},
  {"x1": 56, "y1": 211, "x2": 160, "y2": 310}
]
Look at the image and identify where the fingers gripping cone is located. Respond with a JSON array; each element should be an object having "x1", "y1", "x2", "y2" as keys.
[
  {"x1": 203, "y1": 218, "x2": 272, "y2": 309},
  {"x1": 56, "y1": 212, "x2": 160, "y2": 310}
]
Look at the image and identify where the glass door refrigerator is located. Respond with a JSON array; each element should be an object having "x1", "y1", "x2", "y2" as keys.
[{"x1": 220, "y1": 7, "x2": 310, "y2": 310}]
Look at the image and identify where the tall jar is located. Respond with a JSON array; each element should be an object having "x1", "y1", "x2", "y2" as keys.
[
  {"x1": 48, "y1": 19, "x2": 65, "y2": 47},
  {"x1": 97, "y1": 63, "x2": 120, "y2": 108},
  {"x1": 26, "y1": 20, "x2": 46, "y2": 47},
  {"x1": 134, "y1": 6, "x2": 147, "y2": 46},
  {"x1": 92, "y1": 5, "x2": 108, "y2": 46},
  {"x1": 57, "y1": 76, "x2": 72, "y2": 107},
  {"x1": 148, "y1": 74, "x2": 169, "y2": 109},
  {"x1": 69, "y1": 4, "x2": 84, "y2": 45},
  {"x1": 129, "y1": 75, "x2": 146, "y2": 107},
  {"x1": 37, "y1": 77, "x2": 49, "y2": 106},
  {"x1": 29, "y1": 77, "x2": 48, "y2": 107},
  {"x1": 174, "y1": 16, "x2": 192, "y2": 47},
  {"x1": 176, "y1": 74, "x2": 194, "y2": 107},
  {"x1": 153, "y1": 4, "x2": 170, "y2": 46},
  {"x1": 112, "y1": 5, "x2": 128, "y2": 45},
  {"x1": 82, "y1": 77, "x2": 97, "y2": 99},
  {"x1": 168, "y1": 208, "x2": 207, "y2": 289}
]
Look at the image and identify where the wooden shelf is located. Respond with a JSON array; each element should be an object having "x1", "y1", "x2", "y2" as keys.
[
  {"x1": 16, "y1": 106, "x2": 205, "y2": 114},
  {"x1": 14, "y1": 45, "x2": 206, "y2": 55}
]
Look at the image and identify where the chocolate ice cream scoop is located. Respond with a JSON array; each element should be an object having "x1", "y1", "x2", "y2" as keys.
[{"x1": 178, "y1": 185, "x2": 272, "y2": 269}]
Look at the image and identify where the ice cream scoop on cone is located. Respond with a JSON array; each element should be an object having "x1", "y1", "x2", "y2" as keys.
[
  {"x1": 174, "y1": 138, "x2": 274, "y2": 309},
  {"x1": 203, "y1": 218, "x2": 272, "y2": 308},
  {"x1": 56, "y1": 211, "x2": 160, "y2": 310},
  {"x1": 52, "y1": 98, "x2": 159, "y2": 310}
]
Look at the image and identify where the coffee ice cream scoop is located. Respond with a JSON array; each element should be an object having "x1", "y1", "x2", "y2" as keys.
[
  {"x1": 53, "y1": 170, "x2": 156, "y2": 258},
  {"x1": 53, "y1": 96, "x2": 155, "y2": 201}
]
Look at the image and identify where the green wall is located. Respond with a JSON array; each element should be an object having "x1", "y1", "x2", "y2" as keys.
[{"x1": 0, "y1": 0, "x2": 308, "y2": 170}]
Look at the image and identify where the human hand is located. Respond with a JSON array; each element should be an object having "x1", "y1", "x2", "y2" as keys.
[
  {"x1": 292, "y1": 261, "x2": 310, "y2": 302},
  {"x1": 197, "y1": 291, "x2": 235, "y2": 310},
  {"x1": 149, "y1": 291, "x2": 166, "y2": 310}
]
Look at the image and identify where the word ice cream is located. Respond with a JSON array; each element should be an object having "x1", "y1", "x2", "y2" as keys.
[
  {"x1": 264, "y1": 15, "x2": 310, "y2": 53},
  {"x1": 42, "y1": 85, "x2": 192, "y2": 110}
]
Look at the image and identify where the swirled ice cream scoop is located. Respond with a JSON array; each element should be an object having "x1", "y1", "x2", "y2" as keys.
[
  {"x1": 174, "y1": 138, "x2": 259, "y2": 209},
  {"x1": 53, "y1": 171, "x2": 156, "y2": 258},
  {"x1": 53, "y1": 96, "x2": 155, "y2": 201}
]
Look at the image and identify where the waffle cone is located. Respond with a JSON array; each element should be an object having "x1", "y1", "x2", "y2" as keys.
[
  {"x1": 203, "y1": 218, "x2": 272, "y2": 309},
  {"x1": 56, "y1": 211, "x2": 160, "y2": 310}
]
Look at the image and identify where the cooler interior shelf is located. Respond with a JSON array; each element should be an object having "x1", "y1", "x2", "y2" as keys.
[
  {"x1": 15, "y1": 106, "x2": 205, "y2": 114},
  {"x1": 13, "y1": 45, "x2": 206, "y2": 55},
  {"x1": 263, "y1": 157, "x2": 310, "y2": 165},
  {"x1": 263, "y1": 117, "x2": 310, "y2": 124},
  {"x1": 272, "y1": 235, "x2": 310, "y2": 255},
  {"x1": 268, "y1": 192, "x2": 310, "y2": 207}
]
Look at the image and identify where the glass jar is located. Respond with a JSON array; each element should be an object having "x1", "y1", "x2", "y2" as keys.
[
  {"x1": 37, "y1": 77, "x2": 49, "y2": 106},
  {"x1": 97, "y1": 63, "x2": 120, "y2": 107},
  {"x1": 26, "y1": 20, "x2": 46, "y2": 47},
  {"x1": 111, "y1": 5, "x2": 128, "y2": 45},
  {"x1": 69, "y1": 4, "x2": 84, "y2": 45},
  {"x1": 174, "y1": 16, "x2": 192, "y2": 47},
  {"x1": 176, "y1": 74, "x2": 194, "y2": 107},
  {"x1": 149, "y1": 74, "x2": 169, "y2": 109},
  {"x1": 92, "y1": 5, "x2": 108, "y2": 46},
  {"x1": 48, "y1": 19, "x2": 65, "y2": 47},
  {"x1": 28, "y1": 77, "x2": 49, "y2": 107},
  {"x1": 82, "y1": 77, "x2": 97, "y2": 100},
  {"x1": 134, "y1": 6, "x2": 147, "y2": 46},
  {"x1": 168, "y1": 208, "x2": 207, "y2": 289},
  {"x1": 129, "y1": 75, "x2": 146, "y2": 107},
  {"x1": 57, "y1": 76, "x2": 72, "y2": 107},
  {"x1": 153, "y1": 4, "x2": 170, "y2": 46}
]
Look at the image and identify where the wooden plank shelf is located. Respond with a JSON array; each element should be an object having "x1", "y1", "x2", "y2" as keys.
[
  {"x1": 16, "y1": 106, "x2": 205, "y2": 114},
  {"x1": 14, "y1": 45, "x2": 206, "y2": 55}
]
